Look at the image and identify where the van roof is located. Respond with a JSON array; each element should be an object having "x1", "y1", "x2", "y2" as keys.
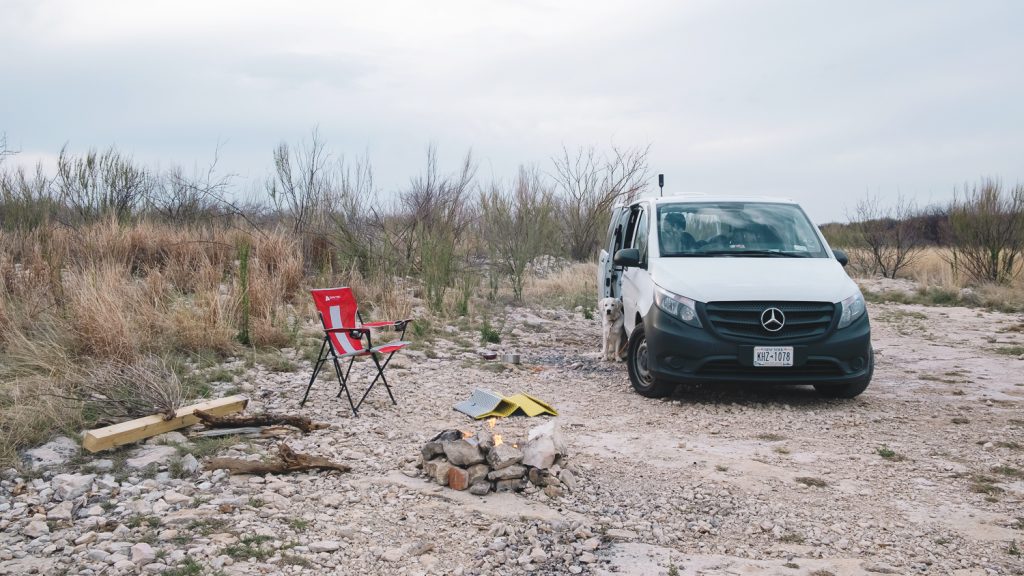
[
  {"x1": 654, "y1": 193, "x2": 797, "y2": 204},
  {"x1": 614, "y1": 193, "x2": 799, "y2": 209}
]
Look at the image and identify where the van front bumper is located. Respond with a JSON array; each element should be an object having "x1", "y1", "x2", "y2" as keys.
[{"x1": 643, "y1": 304, "x2": 872, "y2": 384}]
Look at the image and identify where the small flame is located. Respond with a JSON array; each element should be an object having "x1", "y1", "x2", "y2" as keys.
[
  {"x1": 513, "y1": 443, "x2": 518, "y2": 449},
  {"x1": 461, "y1": 430, "x2": 473, "y2": 439},
  {"x1": 493, "y1": 434, "x2": 503, "y2": 446},
  {"x1": 487, "y1": 417, "x2": 497, "y2": 429}
]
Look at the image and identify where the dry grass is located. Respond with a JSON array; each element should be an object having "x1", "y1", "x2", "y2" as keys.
[
  {"x1": 0, "y1": 220, "x2": 307, "y2": 464},
  {"x1": 852, "y1": 246, "x2": 1024, "y2": 312},
  {"x1": 524, "y1": 262, "x2": 596, "y2": 310},
  {"x1": 0, "y1": 221, "x2": 595, "y2": 464}
]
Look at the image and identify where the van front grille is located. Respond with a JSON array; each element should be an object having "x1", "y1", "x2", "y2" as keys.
[
  {"x1": 703, "y1": 301, "x2": 835, "y2": 341},
  {"x1": 697, "y1": 359, "x2": 845, "y2": 377}
]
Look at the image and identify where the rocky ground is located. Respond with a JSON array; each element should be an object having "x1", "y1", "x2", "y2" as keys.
[{"x1": 2, "y1": 289, "x2": 1024, "y2": 575}]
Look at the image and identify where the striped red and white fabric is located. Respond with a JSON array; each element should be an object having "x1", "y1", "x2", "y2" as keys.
[
  {"x1": 302, "y1": 286, "x2": 414, "y2": 413},
  {"x1": 310, "y1": 287, "x2": 411, "y2": 357},
  {"x1": 311, "y1": 287, "x2": 367, "y2": 357}
]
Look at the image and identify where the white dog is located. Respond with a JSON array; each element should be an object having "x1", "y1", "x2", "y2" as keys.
[{"x1": 598, "y1": 297, "x2": 626, "y2": 362}]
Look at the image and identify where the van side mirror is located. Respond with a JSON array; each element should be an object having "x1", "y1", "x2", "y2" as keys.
[
  {"x1": 614, "y1": 248, "x2": 642, "y2": 268},
  {"x1": 832, "y1": 249, "x2": 849, "y2": 267}
]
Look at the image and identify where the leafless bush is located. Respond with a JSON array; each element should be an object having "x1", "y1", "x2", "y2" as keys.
[
  {"x1": 946, "y1": 178, "x2": 1024, "y2": 284},
  {"x1": 54, "y1": 145, "x2": 152, "y2": 223},
  {"x1": 394, "y1": 146, "x2": 477, "y2": 311},
  {"x1": 0, "y1": 133, "x2": 13, "y2": 162},
  {"x1": 148, "y1": 150, "x2": 234, "y2": 224},
  {"x1": 268, "y1": 130, "x2": 375, "y2": 272},
  {"x1": 66, "y1": 356, "x2": 184, "y2": 421},
  {"x1": 1, "y1": 162, "x2": 56, "y2": 231},
  {"x1": 850, "y1": 194, "x2": 926, "y2": 278},
  {"x1": 480, "y1": 166, "x2": 557, "y2": 301},
  {"x1": 551, "y1": 145, "x2": 649, "y2": 260}
]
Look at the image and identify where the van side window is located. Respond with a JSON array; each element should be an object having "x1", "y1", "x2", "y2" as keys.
[
  {"x1": 633, "y1": 208, "x2": 649, "y2": 260},
  {"x1": 608, "y1": 208, "x2": 627, "y2": 254},
  {"x1": 622, "y1": 208, "x2": 640, "y2": 248}
]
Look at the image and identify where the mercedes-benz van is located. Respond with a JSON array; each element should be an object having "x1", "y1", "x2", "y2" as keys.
[{"x1": 598, "y1": 195, "x2": 872, "y2": 399}]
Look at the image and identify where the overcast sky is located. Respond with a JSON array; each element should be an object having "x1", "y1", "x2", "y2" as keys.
[{"x1": 1, "y1": 0, "x2": 1021, "y2": 222}]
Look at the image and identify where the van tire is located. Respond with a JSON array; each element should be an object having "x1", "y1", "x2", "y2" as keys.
[
  {"x1": 627, "y1": 323, "x2": 674, "y2": 398},
  {"x1": 814, "y1": 349, "x2": 873, "y2": 399}
]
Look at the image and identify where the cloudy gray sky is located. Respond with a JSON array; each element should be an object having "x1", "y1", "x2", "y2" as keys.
[{"x1": 1, "y1": 0, "x2": 1020, "y2": 222}]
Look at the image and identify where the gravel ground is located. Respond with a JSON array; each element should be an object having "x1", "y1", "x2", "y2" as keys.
[{"x1": 2, "y1": 297, "x2": 1023, "y2": 575}]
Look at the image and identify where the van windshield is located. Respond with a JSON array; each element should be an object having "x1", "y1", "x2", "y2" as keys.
[{"x1": 657, "y1": 202, "x2": 828, "y2": 258}]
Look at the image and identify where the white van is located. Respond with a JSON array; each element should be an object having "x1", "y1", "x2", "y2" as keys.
[{"x1": 598, "y1": 195, "x2": 872, "y2": 399}]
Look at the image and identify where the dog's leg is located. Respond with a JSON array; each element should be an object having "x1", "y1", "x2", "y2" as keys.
[
  {"x1": 616, "y1": 327, "x2": 629, "y2": 361},
  {"x1": 600, "y1": 322, "x2": 608, "y2": 361}
]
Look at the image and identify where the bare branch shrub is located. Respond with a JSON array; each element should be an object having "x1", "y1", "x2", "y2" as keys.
[
  {"x1": 0, "y1": 162, "x2": 56, "y2": 231},
  {"x1": 268, "y1": 130, "x2": 376, "y2": 273},
  {"x1": 551, "y1": 145, "x2": 649, "y2": 260},
  {"x1": 67, "y1": 356, "x2": 183, "y2": 421},
  {"x1": 148, "y1": 148, "x2": 234, "y2": 225},
  {"x1": 54, "y1": 145, "x2": 152, "y2": 223},
  {"x1": 946, "y1": 178, "x2": 1024, "y2": 284},
  {"x1": 480, "y1": 166, "x2": 557, "y2": 301},
  {"x1": 396, "y1": 146, "x2": 476, "y2": 311},
  {"x1": 850, "y1": 194, "x2": 925, "y2": 278}
]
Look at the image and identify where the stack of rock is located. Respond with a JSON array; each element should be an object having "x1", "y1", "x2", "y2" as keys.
[{"x1": 418, "y1": 421, "x2": 576, "y2": 498}]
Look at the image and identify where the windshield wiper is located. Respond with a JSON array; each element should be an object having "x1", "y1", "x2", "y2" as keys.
[{"x1": 696, "y1": 250, "x2": 810, "y2": 258}]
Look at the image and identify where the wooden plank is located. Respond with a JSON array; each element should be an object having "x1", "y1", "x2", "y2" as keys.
[{"x1": 82, "y1": 395, "x2": 249, "y2": 452}]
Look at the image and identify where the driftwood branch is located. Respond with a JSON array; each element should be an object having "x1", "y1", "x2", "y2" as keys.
[
  {"x1": 194, "y1": 410, "x2": 326, "y2": 433},
  {"x1": 205, "y1": 443, "x2": 350, "y2": 475}
]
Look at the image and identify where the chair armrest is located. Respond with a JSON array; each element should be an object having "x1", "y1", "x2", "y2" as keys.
[
  {"x1": 324, "y1": 326, "x2": 368, "y2": 338},
  {"x1": 363, "y1": 318, "x2": 415, "y2": 330}
]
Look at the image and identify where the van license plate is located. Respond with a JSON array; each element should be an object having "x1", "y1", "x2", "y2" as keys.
[{"x1": 753, "y1": 346, "x2": 793, "y2": 367}]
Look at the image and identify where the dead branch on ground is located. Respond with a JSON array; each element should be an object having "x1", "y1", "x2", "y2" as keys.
[
  {"x1": 194, "y1": 409, "x2": 326, "y2": 433},
  {"x1": 205, "y1": 443, "x2": 350, "y2": 475}
]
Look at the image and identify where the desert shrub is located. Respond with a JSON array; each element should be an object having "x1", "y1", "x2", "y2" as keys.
[
  {"x1": 479, "y1": 166, "x2": 558, "y2": 301},
  {"x1": 53, "y1": 145, "x2": 152, "y2": 224},
  {"x1": 947, "y1": 178, "x2": 1024, "y2": 284},
  {"x1": 849, "y1": 194, "x2": 926, "y2": 278},
  {"x1": 0, "y1": 163, "x2": 57, "y2": 232},
  {"x1": 66, "y1": 355, "x2": 184, "y2": 421},
  {"x1": 267, "y1": 130, "x2": 374, "y2": 274},
  {"x1": 551, "y1": 145, "x2": 649, "y2": 260},
  {"x1": 399, "y1": 147, "x2": 477, "y2": 311}
]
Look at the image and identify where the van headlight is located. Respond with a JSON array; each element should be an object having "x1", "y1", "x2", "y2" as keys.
[
  {"x1": 837, "y1": 291, "x2": 866, "y2": 329},
  {"x1": 655, "y1": 286, "x2": 702, "y2": 328}
]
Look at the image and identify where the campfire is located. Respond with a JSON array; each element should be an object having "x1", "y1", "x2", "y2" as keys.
[{"x1": 418, "y1": 419, "x2": 576, "y2": 497}]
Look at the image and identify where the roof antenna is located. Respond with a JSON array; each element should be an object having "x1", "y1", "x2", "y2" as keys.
[{"x1": 658, "y1": 173, "x2": 664, "y2": 197}]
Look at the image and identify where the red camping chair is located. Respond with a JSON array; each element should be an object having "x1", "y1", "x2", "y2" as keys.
[{"x1": 301, "y1": 287, "x2": 412, "y2": 416}]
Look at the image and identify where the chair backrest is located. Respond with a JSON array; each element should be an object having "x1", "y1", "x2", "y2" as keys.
[{"x1": 311, "y1": 287, "x2": 366, "y2": 355}]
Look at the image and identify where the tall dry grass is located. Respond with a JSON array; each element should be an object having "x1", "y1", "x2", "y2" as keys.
[
  {"x1": 0, "y1": 219, "x2": 308, "y2": 463},
  {"x1": 851, "y1": 246, "x2": 1024, "y2": 311},
  {"x1": 524, "y1": 262, "x2": 597, "y2": 310}
]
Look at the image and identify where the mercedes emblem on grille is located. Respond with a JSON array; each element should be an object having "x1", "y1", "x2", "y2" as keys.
[{"x1": 760, "y1": 307, "x2": 785, "y2": 332}]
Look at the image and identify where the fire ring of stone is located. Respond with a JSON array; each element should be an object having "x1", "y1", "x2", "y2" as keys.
[{"x1": 417, "y1": 421, "x2": 576, "y2": 497}]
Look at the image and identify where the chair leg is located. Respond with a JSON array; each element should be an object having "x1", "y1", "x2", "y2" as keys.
[
  {"x1": 332, "y1": 356, "x2": 358, "y2": 417},
  {"x1": 354, "y1": 352, "x2": 397, "y2": 412},
  {"x1": 375, "y1": 353, "x2": 398, "y2": 405},
  {"x1": 336, "y1": 356, "x2": 356, "y2": 398},
  {"x1": 299, "y1": 339, "x2": 329, "y2": 407}
]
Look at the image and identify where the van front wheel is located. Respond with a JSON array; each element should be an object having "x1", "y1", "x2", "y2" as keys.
[{"x1": 627, "y1": 323, "x2": 675, "y2": 398}]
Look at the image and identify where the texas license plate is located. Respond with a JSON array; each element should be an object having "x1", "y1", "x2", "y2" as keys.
[{"x1": 753, "y1": 346, "x2": 793, "y2": 367}]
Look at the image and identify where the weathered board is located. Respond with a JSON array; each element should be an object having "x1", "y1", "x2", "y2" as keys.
[{"x1": 81, "y1": 395, "x2": 249, "y2": 452}]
